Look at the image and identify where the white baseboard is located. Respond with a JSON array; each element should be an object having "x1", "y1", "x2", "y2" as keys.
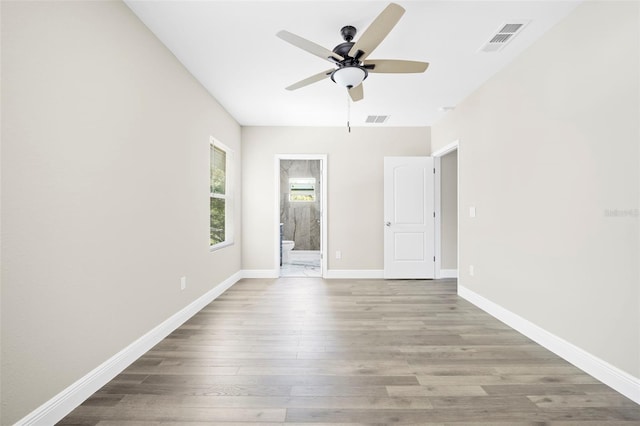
[
  {"x1": 241, "y1": 269, "x2": 279, "y2": 279},
  {"x1": 16, "y1": 271, "x2": 242, "y2": 426},
  {"x1": 324, "y1": 269, "x2": 384, "y2": 279},
  {"x1": 458, "y1": 285, "x2": 640, "y2": 405},
  {"x1": 241, "y1": 269, "x2": 385, "y2": 280},
  {"x1": 439, "y1": 269, "x2": 458, "y2": 278}
]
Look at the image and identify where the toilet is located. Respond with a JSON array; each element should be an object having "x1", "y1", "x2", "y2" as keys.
[{"x1": 282, "y1": 240, "x2": 295, "y2": 264}]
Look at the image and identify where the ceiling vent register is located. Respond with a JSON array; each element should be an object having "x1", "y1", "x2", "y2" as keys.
[
  {"x1": 366, "y1": 115, "x2": 389, "y2": 123},
  {"x1": 480, "y1": 21, "x2": 529, "y2": 53}
]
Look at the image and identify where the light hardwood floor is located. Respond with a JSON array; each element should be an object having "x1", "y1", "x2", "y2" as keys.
[{"x1": 59, "y1": 278, "x2": 640, "y2": 425}]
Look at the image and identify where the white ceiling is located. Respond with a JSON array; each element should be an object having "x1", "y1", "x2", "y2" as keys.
[{"x1": 124, "y1": 1, "x2": 580, "y2": 127}]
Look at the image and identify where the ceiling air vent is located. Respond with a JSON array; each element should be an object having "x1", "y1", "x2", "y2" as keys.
[
  {"x1": 479, "y1": 21, "x2": 529, "y2": 53},
  {"x1": 365, "y1": 115, "x2": 389, "y2": 123}
]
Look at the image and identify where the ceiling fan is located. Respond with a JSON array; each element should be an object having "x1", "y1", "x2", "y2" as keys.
[{"x1": 276, "y1": 2, "x2": 429, "y2": 102}]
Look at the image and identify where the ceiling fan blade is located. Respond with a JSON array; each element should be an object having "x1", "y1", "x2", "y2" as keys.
[
  {"x1": 364, "y1": 59, "x2": 429, "y2": 73},
  {"x1": 286, "y1": 69, "x2": 334, "y2": 91},
  {"x1": 348, "y1": 83, "x2": 364, "y2": 102},
  {"x1": 348, "y1": 3, "x2": 405, "y2": 60},
  {"x1": 277, "y1": 30, "x2": 344, "y2": 63}
]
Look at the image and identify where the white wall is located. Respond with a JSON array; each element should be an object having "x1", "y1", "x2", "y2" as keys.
[
  {"x1": 441, "y1": 150, "x2": 458, "y2": 270},
  {"x1": 1, "y1": 1, "x2": 242, "y2": 423},
  {"x1": 242, "y1": 126, "x2": 429, "y2": 273},
  {"x1": 432, "y1": 1, "x2": 639, "y2": 378}
]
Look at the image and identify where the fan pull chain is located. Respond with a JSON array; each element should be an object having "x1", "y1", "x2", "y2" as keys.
[{"x1": 347, "y1": 92, "x2": 351, "y2": 133}]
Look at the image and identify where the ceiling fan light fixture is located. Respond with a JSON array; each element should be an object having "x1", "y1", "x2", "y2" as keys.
[{"x1": 331, "y1": 66, "x2": 367, "y2": 89}]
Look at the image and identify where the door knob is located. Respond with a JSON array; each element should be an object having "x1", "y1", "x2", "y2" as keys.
[{"x1": 385, "y1": 222, "x2": 391, "y2": 227}]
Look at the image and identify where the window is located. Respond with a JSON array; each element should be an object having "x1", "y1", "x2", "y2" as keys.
[
  {"x1": 210, "y1": 138, "x2": 233, "y2": 249},
  {"x1": 289, "y1": 178, "x2": 316, "y2": 202}
]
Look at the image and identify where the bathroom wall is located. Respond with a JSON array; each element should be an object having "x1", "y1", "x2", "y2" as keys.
[{"x1": 280, "y1": 160, "x2": 321, "y2": 251}]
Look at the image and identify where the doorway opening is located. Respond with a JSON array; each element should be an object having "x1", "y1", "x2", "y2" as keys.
[
  {"x1": 275, "y1": 155, "x2": 327, "y2": 277},
  {"x1": 433, "y1": 140, "x2": 459, "y2": 279}
]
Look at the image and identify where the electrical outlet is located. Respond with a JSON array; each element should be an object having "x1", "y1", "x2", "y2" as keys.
[
  {"x1": 469, "y1": 265, "x2": 474, "y2": 276},
  {"x1": 336, "y1": 250, "x2": 342, "y2": 259},
  {"x1": 180, "y1": 276, "x2": 186, "y2": 290}
]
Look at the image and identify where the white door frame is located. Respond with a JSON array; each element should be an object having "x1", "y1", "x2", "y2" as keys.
[
  {"x1": 432, "y1": 140, "x2": 459, "y2": 279},
  {"x1": 274, "y1": 154, "x2": 328, "y2": 277}
]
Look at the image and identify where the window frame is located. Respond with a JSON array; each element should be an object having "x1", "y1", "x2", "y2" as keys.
[{"x1": 210, "y1": 137, "x2": 234, "y2": 251}]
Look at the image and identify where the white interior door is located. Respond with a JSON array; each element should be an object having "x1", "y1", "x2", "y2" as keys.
[{"x1": 384, "y1": 157, "x2": 435, "y2": 279}]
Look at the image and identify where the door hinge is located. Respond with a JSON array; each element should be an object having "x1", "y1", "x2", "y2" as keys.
[
  {"x1": 433, "y1": 256, "x2": 436, "y2": 262},
  {"x1": 433, "y1": 211, "x2": 435, "y2": 218},
  {"x1": 433, "y1": 168, "x2": 436, "y2": 174}
]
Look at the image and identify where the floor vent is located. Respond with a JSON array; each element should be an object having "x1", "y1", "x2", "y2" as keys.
[
  {"x1": 479, "y1": 21, "x2": 529, "y2": 53},
  {"x1": 365, "y1": 115, "x2": 389, "y2": 123}
]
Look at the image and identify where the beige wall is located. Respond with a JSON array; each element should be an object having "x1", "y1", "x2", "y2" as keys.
[
  {"x1": 1, "y1": 1, "x2": 242, "y2": 423},
  {"x1": 440, "y1": 150, "x2": 458, "y2": 270},
  {"x1": 242, "y1": 127, "x2": 429, "y2": 272},
  {"x1": 432, "y1": 1, "x2": 639, "y2": 377}
]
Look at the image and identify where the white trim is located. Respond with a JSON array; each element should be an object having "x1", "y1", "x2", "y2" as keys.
[
  {"x1": 458, "y1": 285, "x2": 640, "y2": 405},
  {"x1": 431, "y1": 139, "x2": 459, "y2": 158},
  {"x1": 15, "y1": 271, "x2": 242, "y2": 426},
  {"x1": 324, "y1": 269, "x2": 385, "y2": 279},
  {"x1": 241, "y1": 269, "x2": 385, "y2": 280},
  {"x1": 241, "y1": 269, "x2": 279, "y2": 279},
  {"x1": 275, "y1": 154, "x2": 328, "y2": 278},
  {"x1": 434, "y1": 156, "x2": 442, "y2": 278},
  {"x1": 432, "y1": 140, "x2": 459, "y2": 280},
  {"x1": 209, "y1": 240, "x2": 233, "y2": 252},
  {"x1": 210, "y1": 136, "x2": 235, "y2": 249},
  {"x1": 439, "y1": 269, "x2": 458, "y2": 278}
]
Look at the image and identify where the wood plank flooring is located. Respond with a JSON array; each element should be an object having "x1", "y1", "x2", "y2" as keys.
[{"x1": 58, "y1": 278, "x2": 640, "y2": 425}]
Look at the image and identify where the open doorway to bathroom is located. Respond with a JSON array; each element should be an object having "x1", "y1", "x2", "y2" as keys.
[{"x1": 275, "y1": 155, "x2": 327, "y2": 277}]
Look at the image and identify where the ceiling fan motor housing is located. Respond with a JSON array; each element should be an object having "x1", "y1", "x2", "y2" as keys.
[
  {"x1": 333, "y1": 26, "x2": 368, "y2": 67},
  {"x1": 333, "y1": 41, "x2": 355, "y2": 59}
]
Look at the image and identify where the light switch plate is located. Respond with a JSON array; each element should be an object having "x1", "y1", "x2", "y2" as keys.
[{"x1": 470, "y1": 206, "x2": 476, "y2": 218}]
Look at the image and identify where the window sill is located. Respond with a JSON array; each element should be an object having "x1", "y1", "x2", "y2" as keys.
[{"x1": 210, "y1": 240, "x2": 234, "y2": 252}]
